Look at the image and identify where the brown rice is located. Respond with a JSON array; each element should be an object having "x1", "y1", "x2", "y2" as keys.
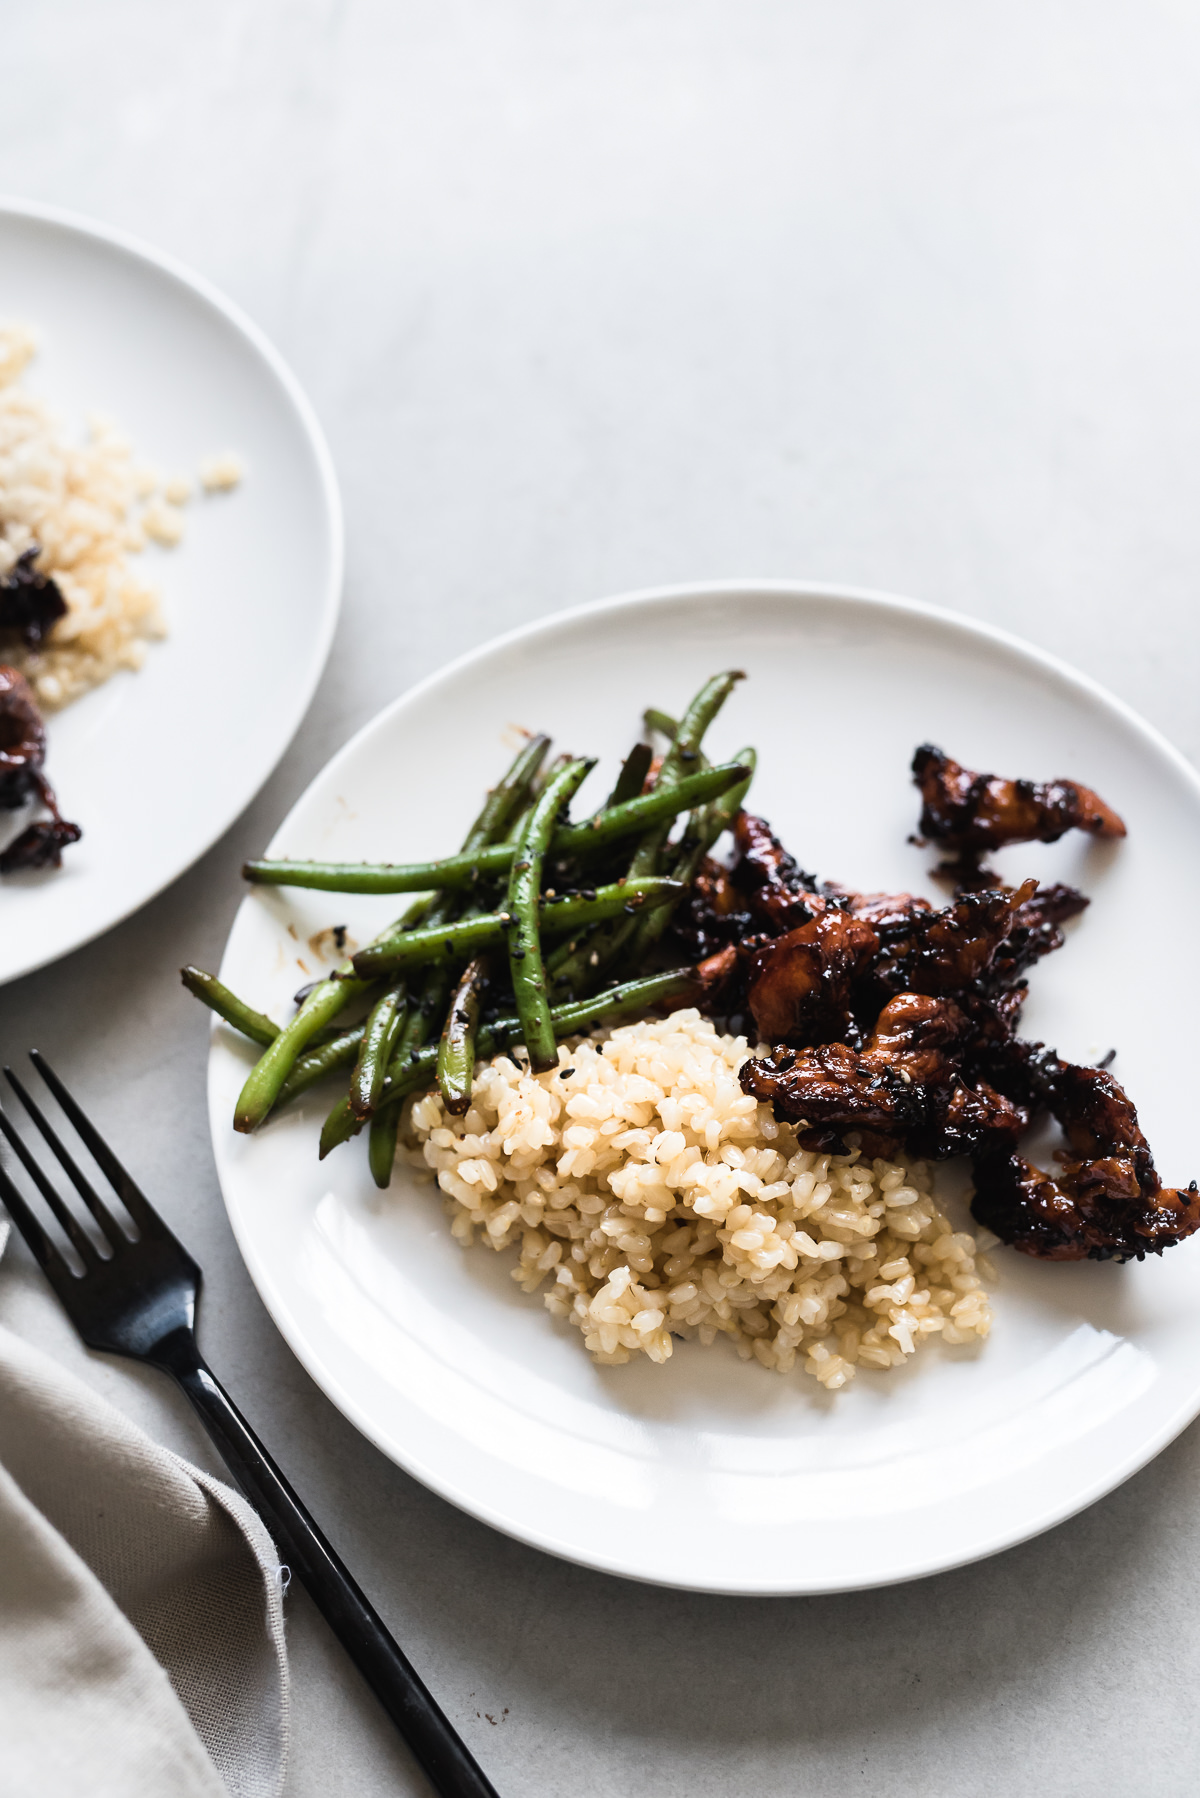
[
  {"x1": 0, "y1": 319, "x2": 242, "y2": 710},
  {"x1": 404, "y1": 1008, "x2": 993, "y2": 1388}
]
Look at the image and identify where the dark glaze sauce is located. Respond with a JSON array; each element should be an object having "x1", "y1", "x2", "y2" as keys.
[{"x1": 676, "y1": 748, "x2": 1193, "y2": 1264}]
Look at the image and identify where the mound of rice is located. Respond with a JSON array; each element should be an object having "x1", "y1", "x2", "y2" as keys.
[
  {"x1": 404, "y1": 1009, "x2": 993, "y2": 1389},
  {"x1": 0, "y1": 319, "x2": 242, "y2": 710}
]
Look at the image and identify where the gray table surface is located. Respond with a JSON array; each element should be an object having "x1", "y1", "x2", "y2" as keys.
[{"x1": 4, "y1": 4, "x2": 1200, "y2": 1793}]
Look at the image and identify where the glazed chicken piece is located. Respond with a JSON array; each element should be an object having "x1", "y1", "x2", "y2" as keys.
[
  {"x1": 953, "y1": 987, "x2": 1045, "y2": 1104},
  {"x1": 708, "y1": 756, "x2": 1196, "y2": 1263},
  {"x1": 0, "y1": 664, "x2": 81, "y2": 873},
  {"x1": 0, "y1": 547, "x2": 67, "y2": 648},
  {"x1": 873, "y1": 877, "x2": 1039, "y2": 997},
  {"x1": 0, "y1": 662, "x2": 49, "y2": 810},
  {"x1": 739, "y1": 992, "x2": 1027, "y2": 1160},
  {"x1": 731, "y1": 811, "x2": 825, "y2": 933},
  {"x1": 984, "y1": 880, "x2": 1089, "y2": 988},
  {"x1": 838, "y1": 887, "x2": 933, "y2": 939},
  {"x1": 695, "y1": 857, "x2": 1079, "y2": 1049},
  {"x1": 971, "y1": 1157, "x2": 1200, "y2": 1262},
  {"x1": 912, "y1": 744, "x2": 1126, "y2": 866},
  {"x1": 971, "y1": 1055, "x2": 1200, "y2": 1260},
  {"x1": 743, "y1": 906, "x2": 880, "y2": 1044}
]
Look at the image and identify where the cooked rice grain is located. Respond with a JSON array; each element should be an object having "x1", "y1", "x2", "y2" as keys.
[{"x1": 403, "y1": 1009, "x2": 991, "y2": 1388}]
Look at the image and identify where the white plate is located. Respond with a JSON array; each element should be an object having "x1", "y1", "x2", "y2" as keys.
[
  {"x1": 0, "y1": 199, "x2": 341, "y2": 984},
  {"x1": 209, "y1": 582, "x2": 1200, "y2": 1594}
]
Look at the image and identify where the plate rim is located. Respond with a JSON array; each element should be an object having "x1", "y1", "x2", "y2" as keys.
[
  {"x1": 0, "y1": 193, "x2": 344, "y2": 985},
  {"x1": 212, "y1": 578, "x2": 1200, "y2": 1594}
]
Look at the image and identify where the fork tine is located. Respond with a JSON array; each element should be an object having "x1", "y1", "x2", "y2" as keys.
[
  {"x1": 29, "y1": 1051, "x2": 159, "y2": 1234},
  {"x1": 0, "y1": 1151, "x2": 74, "y2": 1287},
  {"x1": 5, "y1": 1067, "x2": 126, "y2": 1245},
  {"x1": 0, "y1": 1103, "x2": 102, "y2": 1266}
]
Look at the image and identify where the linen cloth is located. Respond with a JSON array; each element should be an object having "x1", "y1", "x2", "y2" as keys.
[{"x1": 0, "y1": 1257, "x2": 289, "y2": 1797}]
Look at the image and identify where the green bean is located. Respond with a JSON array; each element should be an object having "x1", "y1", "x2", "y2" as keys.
[
  {"x1": 544, "y1": 928, "x2": 586, "y2": 978},
  {"x1": 555, "y1": 759, "x2": 739, "y2": 860},
  {"x1": 327, "y1": 743, "x2": 544, "y2": 1160},
  {"x1": 233, "y1": 971, "x2": 374, "y2": 1132},
  {"x1": 241, "y1": 734, "x2": 544, "y2": 910},
  {"x1": 503, "y1": 797, "x2": 535, "y2": 843},
  {"x1": 547, "y1": 765, "x2": 743, "y2": 855},
  {"x1": 274, "y1": 744, "x2": 535, "y2": 1146},
  {"x1": 242, "y1": 761, "x2": 750, "y2": 894},
  {"x1": 604, "y1": 741, "x2": 653, "y2": 809},
  {"x1": 392, "y1": 966, "x2": 698, "y2": 1109},
  {"x1": 231, "y1": 881, "x2": 445, "y2": 1132},
  {"x1": 493, "y1": 761, "x2": 750, "y2": 860},
  {"x1": 437, "y1": 956, "x2": 488, "y2": 1114},
  {"x1": 359, "y1": 745, "x2": 540, "y2": 1166},
  {"x1": 232, "y1": 931, "x2": 403, "y2": 1132},
  {"x1": 507, "y1": 757, "x2": 594, "y2": 1071},
  {"x1": 534, "y1": 966, "x2": 696, "y2": 1039},
  {"x1": 544, "y1": 874, "x2": 654, "y2": 998},
  {"x1": 628, "y1": 745, "x2": 759, "y2": 964},
  {"x1": 349, "y1": 982, "x2": 407, "y2": 1120},
  {"x1": 350, "y1": 875, "x2": 678, "y2": 977},
  {"x1": 559, "y1": 727, "x2": 746, "y2": 992},
  {"x1": 276, "y1": 1027, "x2": 364, "y2": 1107},
  {"x1": 318, "y1": 964, "x2": 448, "y2": 1159},
  {"x1": 344, "y1": 893, "x2": 439, "y2": 1119},
  {"x1": 181, "y1": 967, "x2": 279, "y2": 1046},
  {"x1": 699, "y1": 745, "x2": 756, "y2": 848},
  {"x1": 367, "y1": 990, "x2": 443, "y2": 1183},
  {"x1": 320, "y1": 966, "x2": 698, "y2": 1157},
  {"x1": 627, "y1": 672, "x2": 744, "y2": 881},
  {"x1": 368, "y1": 1108, "x2": 401, "y2": 1188},
  {"x1": 666, "y1": 672, "x2": 743, "y2": 777},
  {"x1": 559, "y1": 678, "x2": 743, "y2": 989},
  {"x1": 324, "y1": 939, "x2": 455, "y2": 1165},
  {"x1": 182, "y1": 967, "x2": 351, "y2": 1056},
  {"x1": 466, "y1": 732, "x2": 550, "y2": 845},
  {"x1": 643, "y1": 708, "x2": 678, "y2": 741}
]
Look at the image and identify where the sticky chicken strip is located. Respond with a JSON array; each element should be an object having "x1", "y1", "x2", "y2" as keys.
[
  {"x1": 739, "y1": 992, "x2": 1027, "y2": 1160},
  {"x1": 971, "y1": 1058, "x2": 1200, "y2": 1261},
  {"x1": 912, "y1": 744, "x2": 1126, "y2": 859},
  {"x1": 0, "y1": 664, "x2": 81, "y2": 873}
]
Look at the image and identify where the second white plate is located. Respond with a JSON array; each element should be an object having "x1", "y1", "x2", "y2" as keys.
[
  {"x1": 209, "y1": 582, "x2": 1200, "y2": 1593},
  {"x1": 0, "y1": 199, "x2": 342, "y2": 984}
]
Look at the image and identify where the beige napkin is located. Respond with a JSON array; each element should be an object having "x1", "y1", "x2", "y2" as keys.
[{"x1": 0, "y1": 1256, "x2": 289, "y2": 1797}]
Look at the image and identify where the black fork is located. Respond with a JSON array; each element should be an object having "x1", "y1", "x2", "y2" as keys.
[{"x1": 0, "y1": 1051, "x2": 500, "y2": 1798}]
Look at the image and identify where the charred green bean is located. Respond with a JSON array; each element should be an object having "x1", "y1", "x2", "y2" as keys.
[
  {"x1": 233, "y1": 972, "x2": 373, "y2": 1132},
  {"x1": 627, "y1": 671, "x2": 744, "y2": 881},
  {"x1": 643, "y1": 708, "x2": 678, "y2": 740},
  {"x1": 368, "y1": 1109, "x2": 401, "y2": 1189},
  {"x1": 604, "y1": 741, "x2": 653, "y2": 809},
  {"x1": 276, "y1": 1027, "x2": 365, "y2": 1107},
  {"x1": 181, "y1": 967, "x2": 279, "y2": 1046},
  {"x1": 349, "y1": 981, "x2": 407, "y2": 1120},
  {"x1": 507, "y1": 757, "x2": 595, "y2": 1071},
  {"x1": 350, "y1": 876, "x2": 679, "y2": 978},
  {"x1": 437, "y1": 956, "x2": 488, "y2": 1114},
  {"x1": 465, "y1": 732, "x2": 550, "y2": 845},
  {"x1": 699, "y1": 744, "x2": 756, "y2": 848},
  {"x1": 243, "y1": 761, "x2": 748, "y2": 894}
]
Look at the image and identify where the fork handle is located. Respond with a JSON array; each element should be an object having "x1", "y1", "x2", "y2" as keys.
[{"x1": 150, "y1": 1327, "x2": 500, "y2": 1798}]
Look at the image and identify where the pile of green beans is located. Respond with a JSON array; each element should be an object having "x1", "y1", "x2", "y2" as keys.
[{"x1": 184, "y1": 671, "x2": 753, "y2": 1188}]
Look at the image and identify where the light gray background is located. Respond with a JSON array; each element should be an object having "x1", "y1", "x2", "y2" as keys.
[{"x1": 3, "y1": 3, "x2": 1198, "y2": 1793}]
